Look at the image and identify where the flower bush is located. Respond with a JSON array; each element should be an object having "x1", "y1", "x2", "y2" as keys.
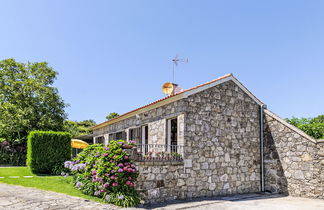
[
  {"x1": 0, "y1": 140, "x2": 26, "y2": 166},
  {"x1": 64, "y1": 140, "x2": 140, "y2": 207}
]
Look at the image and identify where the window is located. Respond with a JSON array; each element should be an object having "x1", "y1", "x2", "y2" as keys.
[
  {"x1": 116, "y1": 132, "x2": 124, "y2": 140},
  {"x1": 109, "y1": 133, "x2": 114, "y2": 141},
  {"x1": 129, "y1": 127, "x2": 141, "y2": 144},
  {"x1": 96, "y1": 136, "x2": 104, "y2": 144},
  {"x1": 129, "y1": 126, "x2": 148, "y2": 145},
  {"x1": 108, "y1": 131, "x2": 126, "y2": 141},
  {"x1": 129, "y1": 125, "x2": 148, "y2": 154},
  {"x1": 167, "y1": 118, "x2": 178, "y2": 152}
]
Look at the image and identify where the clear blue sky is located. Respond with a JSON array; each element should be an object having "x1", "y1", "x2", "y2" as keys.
[{"x1": 1, "y1": 0, "x2": 323, "y2": 123}]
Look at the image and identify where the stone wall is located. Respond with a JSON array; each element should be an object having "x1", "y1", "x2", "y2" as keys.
[
  {"x1": 264, "y1": 109, "x2": 324, "y2": 198},
  {"x1": 135, "y1": 81, "x2": 262, "y2": 203},
  {"x1": 148, "y1": 119, "x2": 166, "y2": 145},
  {"x1": 135, "y1": 161, "x2": 185, "y2": 203},
  {"x1": 183, "y1": 80, "x2": 261, "y2": 198},
  {"x1": 147, "y1": 114, "x2": 184, "y2": 146},
  {"x1": 94, "y1": 78, "x2": 324, "y2": 203}
]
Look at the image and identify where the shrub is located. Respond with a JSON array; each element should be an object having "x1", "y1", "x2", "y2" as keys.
[
  {"x1": 286, "y1": 115, "x2": 324, "y2": 139},
  {"x1": 298, "y1": 123, "x2": 324, "y2": 139},
  {"x1": 27, "y1": 131, "x2": 71, "y2": 174},
  {"x1": 0, "y1": 140, "x2": 26, "y2": 166},
  {"x1": 64, "y1": 140, "x2": 140, "y2": 207}
]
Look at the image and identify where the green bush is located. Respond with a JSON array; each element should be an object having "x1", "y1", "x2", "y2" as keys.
[
  {"x1": 27, "y1": 131, "x2": 71, "y2": 174},
  {"x1": 0, "y1": 138, "x2": 26, "y2": 166},
  {"x1": 0, "y1": 140, "x2": 26, "y2": 166},
  {"x1": 286, "y1": 115, "x2": 324, "y2": 139},
  {"x1": 64, "y1": 140, "x2": 140, "y2": 207},
  {"x1": 298, "y1": 123, "x2": 324, "y2": 139}
]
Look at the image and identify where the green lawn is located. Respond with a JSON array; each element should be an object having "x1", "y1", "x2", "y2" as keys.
[
  {"x1": 0, "y1": 167, "x2": 34, "y2": 177},
  {"x1": 0, "y1": 167, "x2": 103, "y2": 203}
]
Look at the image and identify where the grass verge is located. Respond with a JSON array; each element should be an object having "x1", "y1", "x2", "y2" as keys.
[{"x1": 0, "y1": 167, "x2": 104, "y2": 203}]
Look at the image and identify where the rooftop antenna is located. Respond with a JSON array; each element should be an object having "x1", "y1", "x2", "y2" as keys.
[
  {"x1": 162, "y1": 55, "x2": 188, "y2": 96},
  {"x1": 172, "y1": 54, "x2": 188, "y2": 83}
]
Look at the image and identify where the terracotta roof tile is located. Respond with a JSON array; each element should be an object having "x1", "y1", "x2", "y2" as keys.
[{"x1": 93, "y1": 73, "x2": 232, "y2": 129}]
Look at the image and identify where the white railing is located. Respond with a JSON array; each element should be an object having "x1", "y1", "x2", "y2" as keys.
[{"x1": 135, "y1": 144, "x2": 184, "y2": 161}]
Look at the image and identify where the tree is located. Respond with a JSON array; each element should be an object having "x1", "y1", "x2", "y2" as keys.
[
  {"x1": 311, "y1": 115, "x2": 324, "y2": 124},
  {"x1": 0, "y1": 58, "x2": 67, "y2": 143},
  {"x1": 106, "y1": 112, "x2": 119, "y2": 120},
  {"x1": 286, "y1": 114, "x2": 324, "y2": 139},
  {"x1": 63, "y1": 119, "x2": 96, "y2": 138},
  {"x1": 285, "y1": 117, "x2": 311, "y2": 127}
]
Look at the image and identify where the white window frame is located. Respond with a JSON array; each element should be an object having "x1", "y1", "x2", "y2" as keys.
[{"x1": 141, "y1": 124, "x2": 148, "y2": 145}]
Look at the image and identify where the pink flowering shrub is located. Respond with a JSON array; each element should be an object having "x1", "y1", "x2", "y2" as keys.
[{"x1": 64, "y1": 140, "x2": 140, "y2": 207}]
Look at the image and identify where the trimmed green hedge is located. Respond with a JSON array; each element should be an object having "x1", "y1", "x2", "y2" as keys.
[{"x1": 27, "y1": 131, "x2": 71, "y2": 174}]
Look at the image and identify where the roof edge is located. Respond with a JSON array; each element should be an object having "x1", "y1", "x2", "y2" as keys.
[
  {"x1": 93, "y1": 73, "x2": 264, "y2": 130},
  {"x1": 264, "y1": 109, "x2": 319, "y2": 144}
]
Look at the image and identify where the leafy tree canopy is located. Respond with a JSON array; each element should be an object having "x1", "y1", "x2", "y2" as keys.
[
  {"x1": 285, "y1": 117, "x2": 311, "y2": 127},
  {"x1": 286, "y1": 114, "x2": 324, "y2": 139},
  {"x1": 63, "y1": 119, "x2": 96, "y2": 138},
  {"x1": 0, "y1": 58, "x2": 67, "y2": 143},
  {"x1": 311, "y1": 115, "x2": 324, "y2": 124},
  {"x1": 106, "y1": 112, "x2": 119, "y2": 120}
]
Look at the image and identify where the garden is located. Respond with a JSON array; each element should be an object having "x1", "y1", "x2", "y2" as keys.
[
  {"x1": 0, "y1": 131, "x2": 141, "y2": 207},
  {"x1": 0, "y1": 167, "x2": 103, "y2": 203},
  {"x1": 63, "y1": 140, "x2": 140, "y2": 207}
]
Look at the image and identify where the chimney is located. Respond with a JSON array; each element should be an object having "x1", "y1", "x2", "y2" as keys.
[{"x1": 172, "y1": 83, "x2": 183, "y2": 95}]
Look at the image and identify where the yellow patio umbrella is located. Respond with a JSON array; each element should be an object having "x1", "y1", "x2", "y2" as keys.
[{"x1": 71, "y1": 139, "x2": 89, "y2": 149}]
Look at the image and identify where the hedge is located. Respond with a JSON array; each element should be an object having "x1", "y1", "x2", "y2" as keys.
[{"x1": 27, "y1": 131, "x2": 71, "y2": 174}]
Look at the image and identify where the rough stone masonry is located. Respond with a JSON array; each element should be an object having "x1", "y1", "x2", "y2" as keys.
[
  {"x1": 133, "y1": 81, "x2": 262, "y2": 203},
  {"x1": 93, "y1": 76, "x2": 324, "y2": 204},
  {"x1": 264, "y1": 109, "x2": 324, "y2": 199}
]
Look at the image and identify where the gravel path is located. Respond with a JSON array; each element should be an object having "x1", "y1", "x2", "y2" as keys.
[{"x1": 0, "y1": 183, "x2": 117, "y2": 210}]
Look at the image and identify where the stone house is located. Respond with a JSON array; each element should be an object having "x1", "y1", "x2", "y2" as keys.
[{"x1": 92, "y1": 74, "x2": 324, "y2": 203}]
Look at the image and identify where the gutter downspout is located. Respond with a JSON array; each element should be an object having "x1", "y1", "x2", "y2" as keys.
[{"x1": 260, "y1": 104, "x2": 266, "y2": 192}]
